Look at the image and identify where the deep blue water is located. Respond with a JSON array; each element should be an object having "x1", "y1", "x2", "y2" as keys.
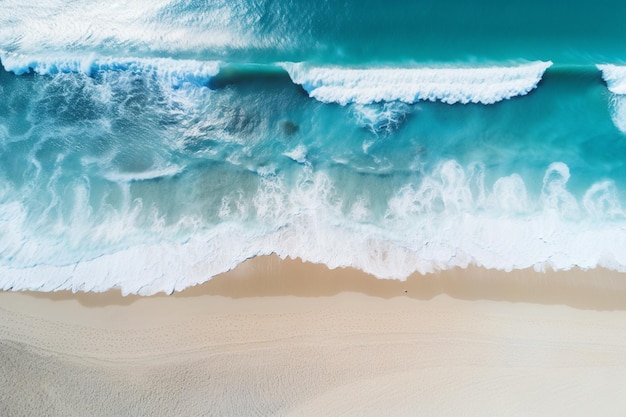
[{"x1": 2, "y1": 0, "x2": 626, "y2": 294}]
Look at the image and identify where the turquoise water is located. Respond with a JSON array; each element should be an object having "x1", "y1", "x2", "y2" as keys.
[{"x1": 2, "y1": 0, "x2": 626, "y2": 294}]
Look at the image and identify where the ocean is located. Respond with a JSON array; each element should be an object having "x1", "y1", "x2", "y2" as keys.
[{"x1": 1, "y1": 0, "x2": 626, "y2": 294}]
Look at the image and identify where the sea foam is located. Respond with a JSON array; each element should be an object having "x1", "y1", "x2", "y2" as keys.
[
  {"x1": 0, "y1": 52, "x2": 221, "y2": 88},
  {"x1": 1, "y1": 161, "x2": 626, "y2": 295},
  {"x1": 0, "y1": 0, "x2": 274, "y2": 59},
  {"x1": 597, "y1": 64, "x2": 626, "y2": 94},
  {"x1": 280, "y1": 61, "x2": 553, "y2": 105},
  {"x1": 597, "y1": 64, "x2": 626, "y2": 133}
]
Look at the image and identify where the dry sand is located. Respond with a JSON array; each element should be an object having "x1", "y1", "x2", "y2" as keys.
[{"x1": 2, "y1": 255, "x2": 626, "y2": 416}]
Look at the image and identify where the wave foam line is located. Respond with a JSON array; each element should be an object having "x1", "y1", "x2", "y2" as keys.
[
  {"x1": 2, "y1": 161, "x2": 626, "y2": 295},
  {"x1": 281, "y1": 61, "x2": 553, "y2": 105},
  {"x1": 597, "y1": 65, "x2": 626, "y2": 133},
  {"x1": 598, "y1": 64, "x2": 626, "y2": 94},
  {"x1": 0, "y1": 51, "x2": 221, "y2": 88}
]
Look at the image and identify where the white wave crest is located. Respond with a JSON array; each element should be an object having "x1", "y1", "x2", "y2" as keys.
[
  {"x1": 597, "y1": 64, "x2": 626, "y2": 95},
  {"x1": 597, "y1": 64, "x2": 626, "y2": 134},
  {"x1": 0, "y1": 51, "x2": 220, "y2": 88},
  {"x1": 280, "y1": 61, "x2": 552, "y2": 105}
]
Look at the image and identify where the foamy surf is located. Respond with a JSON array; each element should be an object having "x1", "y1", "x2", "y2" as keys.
[
  {"x1": 597, "y1": 64, "x2": 626, "y2": 94},
  {"x1": 597, "y1": 64, "x2": 626, "y2": 133},
  {"x1": 0, "y1": 51, "x2": 221, "y2": 88},
  {"x1": 1, "y1": 56, "x2": 625, "y2": 295},
  {"x1": 1, "y1": 0, "x2": 626, "y2": 296},
  {"x1": 1, "y1": 161, "x2": 626, "y2": 295},
  {"x1": 280, "y1": 61, "x2": 553, "y2": 105}
]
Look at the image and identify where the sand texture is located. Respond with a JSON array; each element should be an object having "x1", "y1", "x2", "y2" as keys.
[{"x1": 2, "y1": 255, "x2": 626, "y2": 416}]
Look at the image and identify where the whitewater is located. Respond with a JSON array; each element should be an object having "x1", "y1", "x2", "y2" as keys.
[{"x1": 2, "y1": 1, "x2": 626, "y2": 294}]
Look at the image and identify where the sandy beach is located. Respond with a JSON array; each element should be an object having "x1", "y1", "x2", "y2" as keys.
[{"x1": 2, "y1": 255, "x2": 626, "y2": 416}]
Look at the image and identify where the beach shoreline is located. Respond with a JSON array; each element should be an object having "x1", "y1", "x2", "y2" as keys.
[
  {"x1": 19, "y1": 254, "x2": 626, "y2": 310},
  {"x1": 2, "y1": 255, "x2": 626, "y2": 416}
]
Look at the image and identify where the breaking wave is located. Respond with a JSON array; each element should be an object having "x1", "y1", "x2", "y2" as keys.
[
  {"x1": 0, "y1": 51, "x2": 221, "y2": 88},
  {"x1": 281, "y1": 61, "x2": 553, "y2": 105}
]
